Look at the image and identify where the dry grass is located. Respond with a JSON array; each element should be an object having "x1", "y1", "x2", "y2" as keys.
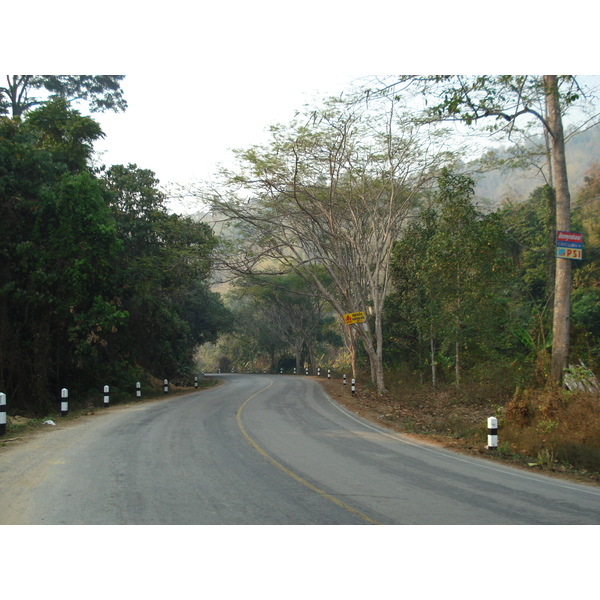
[{"x1": 503, "y1": 388, "x2": 600, "y2": 472}]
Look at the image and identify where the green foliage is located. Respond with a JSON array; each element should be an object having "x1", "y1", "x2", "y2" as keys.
[
  {"x1": 575, "y1": 163, "x2": 600, "y2": 263},
  {"x1": 0, "y1": 100, "x2": 229, "y2": 414},
  {"x1": 572, "y1": 287, "x2": 600, "y2": 338},
  {"x1": 0, "y1": 105, "x2": 122, "y2": 412},
  {"x1": 25, "y1": 98, "x2": 104, "y2": 172},
  {"x1": 498, "y1": 185, "x2": 556, "y2": 305},
  {"x1": 386, "y1": 162, "x2": 600, "y2": 390},
  {"x1": 387, "y1": 169, "x2": 523, "y2": 386},
  {"x1": 402, "y1": 75, "x2": 588, "y2": 140},
  {"x1": 100, "y1": 163, "x2": 231, "y2": 381}
]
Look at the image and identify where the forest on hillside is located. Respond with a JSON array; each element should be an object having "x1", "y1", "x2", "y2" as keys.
[
  {"x1": 198, "y1": 77, "x2": 600, "y2": 394},
  {"x1": 199, "y1": 166, "x2": 600, "y2": 388},
  {"x1": 2, "y1": 75, "x2": 600, "y2": 435}
]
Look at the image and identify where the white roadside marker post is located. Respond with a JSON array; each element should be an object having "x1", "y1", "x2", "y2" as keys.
[
  {"x1": 351, "y1": 378, "x2": 356, "y2": 394},
  {"x1": 104, "y1": 385, "x2": 110, "y2": 408},
  {"x1": 163, "y1": 379, "x2": 169, "y2": 394},
  {"x1": 136, "y1": 381, "x2": 141, "y2": 398},
  {"x1": 487, "y1": 416, "x2": 498, "y2": 449}
]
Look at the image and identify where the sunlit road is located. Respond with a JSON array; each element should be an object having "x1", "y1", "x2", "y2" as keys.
[{"x1": 1, "y1": 373, "x2": 599, "y2": 524}]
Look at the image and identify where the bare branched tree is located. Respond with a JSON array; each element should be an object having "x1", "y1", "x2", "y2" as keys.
[{"x1": 198, "y1": 94, "x2": 454, "y2": 392}]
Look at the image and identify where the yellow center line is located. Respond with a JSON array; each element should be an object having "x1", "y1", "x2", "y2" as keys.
[{"x1": 236, "y1": 378, "x2": 381, "y2": 525}]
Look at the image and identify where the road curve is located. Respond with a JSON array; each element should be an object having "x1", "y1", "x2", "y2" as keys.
[{"x1": 1, "y1": 373, "x2": 599, "y2": 524}]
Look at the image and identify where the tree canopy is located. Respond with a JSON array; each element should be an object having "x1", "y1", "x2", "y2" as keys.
[
  {"x1": 204, "y1": 94, "x2": 455, "y2": 392},
  {"x1": 0, "y1": 75, "x2": 127, "y2": 118}
]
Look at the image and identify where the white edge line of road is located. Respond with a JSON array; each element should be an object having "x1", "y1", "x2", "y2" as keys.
[{"x1": 318, "y1": 383, "x2": 600, "y2": 498}]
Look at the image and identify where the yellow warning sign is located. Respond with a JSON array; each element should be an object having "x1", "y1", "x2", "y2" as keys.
[{"x1": 343, "y1": 311, "x2": 365, "y2": 325}]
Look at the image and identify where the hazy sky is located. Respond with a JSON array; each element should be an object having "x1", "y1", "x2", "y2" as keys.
[
  {"x1": 7, "y1": 1, "x2": 598, "y2": 216},
  {"x1": 89, "y1": 73, "x2": 600, "y2": 214}
]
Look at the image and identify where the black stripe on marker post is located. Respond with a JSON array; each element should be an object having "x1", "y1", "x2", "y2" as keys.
[
  {"x1": 61, "y1": 388, "x2": 69, "y2": 417},
  {"x1": 487, "y1": 416, "x2": 498, "y2": 449}
]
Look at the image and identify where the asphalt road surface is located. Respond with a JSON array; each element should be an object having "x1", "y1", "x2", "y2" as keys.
[{"x1": 1, "y1": 373, "x2": 599, "y2": 524}]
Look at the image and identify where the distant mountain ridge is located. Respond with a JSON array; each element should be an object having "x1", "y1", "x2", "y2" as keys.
[
  {"x1": 191, "y1": 123, "x2": 600, "y2": 224},
  {"x1": 473, "y1": 123, "x2": 600, "y2": 208}
]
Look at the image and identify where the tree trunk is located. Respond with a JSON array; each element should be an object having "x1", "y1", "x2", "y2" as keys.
[
  {"x1": 357, "y1": 320, "x2": 387, "y2": 393},
  {"x1": 545, "y1": 75, "x2": 572, "y2": 385},
  {"x1": 306, "y1": 336, "x2": 316, "y2": 375},
  {"x1": 544, "y1": 185, "x2": 556, "y2": 303},
  {"x1": 454, "y1": 263, "x2": 461, "y2": 388},
  {"x1": 350, "y1": 334, "x2": 358, "y2": 380},
  {"x1": 455, "y1": 339, "x2": 461, "y2": 388},
  {"x1": 373, "y1": 309, "x2": 387, "y2": 393},
  {"x1": 294, "y1": 339, "x2": 303, "y2": 373},
  {"x1": 430, "y1": 324, "x2": 437, "y2": 388}
]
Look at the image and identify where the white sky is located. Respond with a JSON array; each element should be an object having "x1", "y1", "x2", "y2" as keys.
[
  {"x1": 89, "y1": 73, "x2": 371, "y2": 214},
  {"x1": 90, "y1": 71, "x2": 362, "y2": 211}
]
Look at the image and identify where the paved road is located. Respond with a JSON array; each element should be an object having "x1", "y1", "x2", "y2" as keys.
[{"x1": 1, "y1": 374, "x2": 599, "y2": 524}]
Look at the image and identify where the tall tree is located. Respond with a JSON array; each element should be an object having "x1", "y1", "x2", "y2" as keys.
[
  {"x1": 102, "y1": 164, "x2": 227, "y2": 378},
  {"x1": 0, "y1": 101, "x2": 123, "y2": 412},
  {"x1": 544, "y1": 76, "x2": 573, "y2": 384},
  {"x1": 206, "y1": 94, "x2": 451, "y2": 392},
  {"x1": 389, "y1": 169, "x2": 516, "y2": 387}
]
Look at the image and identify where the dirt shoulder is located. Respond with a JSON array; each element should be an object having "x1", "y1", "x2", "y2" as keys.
[{"x1": 0, "y1": 381, "x2": 221, "y2": 453}]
